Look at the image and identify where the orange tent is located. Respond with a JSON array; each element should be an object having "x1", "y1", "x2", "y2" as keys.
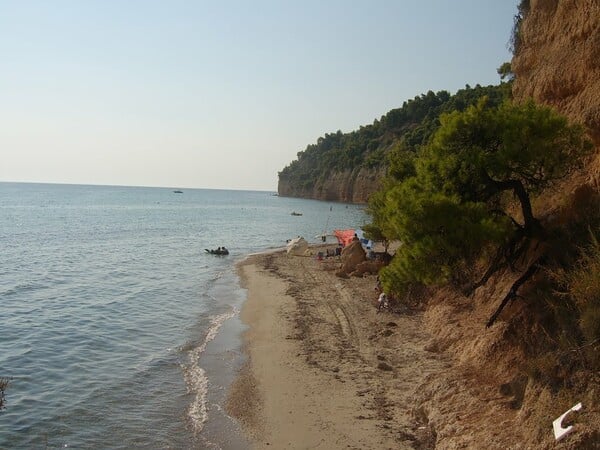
[{"x1": 333, "y1": 229, "x2": 355, "y2": 247}]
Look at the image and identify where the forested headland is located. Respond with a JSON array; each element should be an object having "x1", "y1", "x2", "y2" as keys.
[{"x1": 278, "y1": 83, "x2": 511, "y2": 201}]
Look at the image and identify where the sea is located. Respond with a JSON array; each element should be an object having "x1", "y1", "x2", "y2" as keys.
[{"x1": 0, "y1": 182, "x2": 367, "y2": 449}]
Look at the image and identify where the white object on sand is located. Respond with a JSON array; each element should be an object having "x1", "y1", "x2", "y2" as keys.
[
  {"x1": 286, "y1": 237, "x2": 309, "y2": 256},
  {"x1": 552, "y1": 402, "x2": 582, "y2": 441}
]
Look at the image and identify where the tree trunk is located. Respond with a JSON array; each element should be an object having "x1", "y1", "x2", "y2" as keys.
[
  {"x1": 483, "y1": 171, "x2": 542, "y2": 237},
  {"x1": 486, "y1": 257, "x2": 543, "y2": 327}
]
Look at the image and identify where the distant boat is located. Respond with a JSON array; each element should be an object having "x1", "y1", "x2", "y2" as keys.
[
  {"x1": 173, "y1": 190, "x2": 183, "y2": 194},
  {"x1": 291, "y1": 211, "x2": 302, "y2": 216}
]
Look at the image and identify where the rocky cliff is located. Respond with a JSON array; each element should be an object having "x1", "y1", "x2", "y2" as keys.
[
  {"x1": 278, "y1": 166, "x2": 385, "y2": 204},
  {"x1": 512, "y1": 0, "x2": 600, "y2": 152}
]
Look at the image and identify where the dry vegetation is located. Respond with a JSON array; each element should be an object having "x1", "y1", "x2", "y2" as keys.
[{"x1": 412, "y1": 180, "x2": 600, "y2": 448}]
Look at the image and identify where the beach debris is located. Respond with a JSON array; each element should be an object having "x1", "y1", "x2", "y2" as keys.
[
  {"x1": 335, "y1": 271, "x2": 350, "y2": 279},
  {"x1": 377, "y1": 362, "x2": 393, "y2": 371},
  {"x1": 552, "y1": 402, "x2": 583, "y2": 441}
]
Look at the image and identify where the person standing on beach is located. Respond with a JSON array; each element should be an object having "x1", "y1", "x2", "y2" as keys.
[{"x1": 377, "y1": 292, "x2": 386, "y2": 312}]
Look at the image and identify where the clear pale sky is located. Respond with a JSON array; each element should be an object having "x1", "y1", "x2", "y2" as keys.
[{"x1": 1, "y1": 1, "x2": 519, "y2": 191}]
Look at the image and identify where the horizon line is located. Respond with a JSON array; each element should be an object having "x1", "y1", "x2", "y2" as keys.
[{"x1": 0, "y1": 180, "x2": 276, "y2": 193}]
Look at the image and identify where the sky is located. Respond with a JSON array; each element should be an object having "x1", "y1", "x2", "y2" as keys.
[{"x1": 1, "y1": 1, "x2": 519, "y2": 191}]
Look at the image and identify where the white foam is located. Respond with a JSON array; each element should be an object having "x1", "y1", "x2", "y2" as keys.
[
  {"x1": 184, "y1": 307, "x2": 238, "y2": 434},
  {"x1": 208, "y1": 270, "x2": 226, "y2": 282}
]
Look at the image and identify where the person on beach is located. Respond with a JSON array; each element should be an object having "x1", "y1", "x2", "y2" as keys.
[{"x1": 377, "y1": 292, "x2": 387, "y2": 312}]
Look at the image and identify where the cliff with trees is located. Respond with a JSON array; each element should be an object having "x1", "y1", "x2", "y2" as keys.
[
  {"x1": 279, "y1": 0, "x2": 600, "y2": 447},
  {"x1": 278, "y1": 85, "x2": 510, "y2": 203},
  {"x1": 363, "y1": 1, "x2": 600, "y2": 447}
]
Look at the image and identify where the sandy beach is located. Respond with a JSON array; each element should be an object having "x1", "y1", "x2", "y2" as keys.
[
  {"x1": 226, "y1": 245, "x2": 600, "y2": 450},
  {"x1": 227, "y1": 247, "x2": 447, "y2": 449}
]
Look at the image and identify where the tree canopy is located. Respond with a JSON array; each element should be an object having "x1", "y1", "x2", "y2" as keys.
[
  {"x1": 279, "y1": 84, "x2": 511, "y2": 195},
  {"x1": 368, "y1": 99, "x2": 592, "y2": 294}
]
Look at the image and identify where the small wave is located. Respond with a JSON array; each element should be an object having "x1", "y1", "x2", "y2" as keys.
[
  {"x1": 134, "y1": 348, "x2": 179, "y2": 375},
  {"x1": 183, "y1": 307, "x2": 238, "y2": 434},
  {"x1": 207, "y1": 270, "x2": 226, "y2": 283},
  {"x1": 1, "y1": 280, "x2": 49, "y2": 297}
]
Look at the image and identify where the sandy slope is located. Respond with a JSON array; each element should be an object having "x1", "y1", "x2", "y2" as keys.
[{"x1": 227, "y1": 249, "x2": 447, "y2": 449}]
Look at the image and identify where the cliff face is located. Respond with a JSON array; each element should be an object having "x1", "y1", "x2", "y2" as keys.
[
  {"x1": 512, "y1": 0, "x2": 600, "y2": 146},
  {"x1": 278, "y1": 166, "x2": 385, "y2": 204}
]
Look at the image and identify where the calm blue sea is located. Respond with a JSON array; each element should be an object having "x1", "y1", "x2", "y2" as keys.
[{"x1": 0, "y1": 182, "x2": 366, "y2": 449}]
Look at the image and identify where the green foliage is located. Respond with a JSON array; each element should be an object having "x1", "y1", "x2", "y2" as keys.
[
  {"x1": 424, "y1": 99, "x2": 591, "y2": 199},
  {"x1": 363, "y1": 190, "x2": 388, "y2": 242},
  {"x1": 378, "y1": 182, "x2": 512, "y2": 293},
  {"x1": 386, "y1": 142, "x2": 416, "y2": 181},
  {"x1": 279, "y1": 84, "x2": 511, "y2": 195},
  {"x1": 369, "y1": 99, "x2": 592, "y2": 295},
  {"x1": 497, "y1": 62, "x2": 514, "y2": 82}
]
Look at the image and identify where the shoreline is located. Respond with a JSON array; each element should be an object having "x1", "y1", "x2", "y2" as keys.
[{"x1": 226, "y1": 246, "x2": 445, "y2": 449}]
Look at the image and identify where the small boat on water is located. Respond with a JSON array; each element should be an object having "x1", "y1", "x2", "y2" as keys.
[
  {"x1": 173, "y1": 190, "x2": 183, "y2": 194},
  {"x1": 291, "y1": 211, "x2": 303, "y2": 216},
  {"x1": 205, "y1": 247, "x2": 229, "y2": 255}
]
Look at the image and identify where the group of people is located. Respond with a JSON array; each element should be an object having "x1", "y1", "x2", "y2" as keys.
[
  {"x1": 326, "y1": 247, "x2": 342, "y2": 257},
  {"x1": 316, "y1": 246, "x2": 342, "y2": 260},
  {"x1": 207, "y1": 246, "x2": 229, "y2": 255}
]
